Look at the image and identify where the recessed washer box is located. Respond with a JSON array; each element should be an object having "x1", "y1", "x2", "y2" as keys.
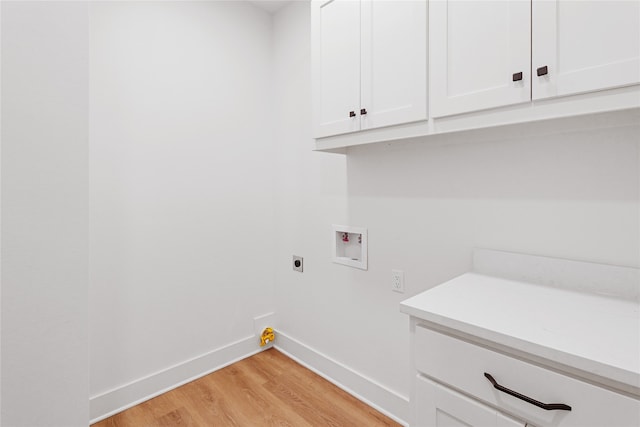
[{"x1": 332, "y1": 224, "x2": 367, "y2": 270}]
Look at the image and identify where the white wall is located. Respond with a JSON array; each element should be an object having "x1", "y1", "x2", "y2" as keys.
[
  {"x1": 1, "y1": 2, "x2": 90, "y2": 426},
  {"x1": 1, "y1": 1, "x2": 3, "y2": 417},
  {"x1": 272, "y1": 2, "x2": 640, "y2": 423},
  {"x1": 2, "y1": 1, "x2": 637, "y2": 424},
  {"x1": 88, "y1": 1, "x2": 276, "y2": 418}
]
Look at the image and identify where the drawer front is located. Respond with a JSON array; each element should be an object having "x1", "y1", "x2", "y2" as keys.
[
  {"x1": 416, "y1": 374, "x2": 525, "y2": 427},
  {"x1": 414, "y1": 326, "x2": 640, "y2": 427}
]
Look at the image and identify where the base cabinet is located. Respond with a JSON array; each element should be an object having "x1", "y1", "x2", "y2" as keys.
[
  {"x1": 416, "y1": 376, "x2": 525, "y2": 427},
  {"x1": 403, "y1": 255, "x2": 640, "y2": 427},
  {"x1": 409, "y1": 325, "x2": 640, "y2": 427}
]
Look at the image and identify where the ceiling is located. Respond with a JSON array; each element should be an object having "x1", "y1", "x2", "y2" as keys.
[{"x1": 248, "y1": 0, "x2": 292, "y2": 14}]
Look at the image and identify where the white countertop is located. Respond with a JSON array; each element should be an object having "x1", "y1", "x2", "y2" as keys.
[{"x1": 400, "y1": 271, "x2": 640, "y2": 394}]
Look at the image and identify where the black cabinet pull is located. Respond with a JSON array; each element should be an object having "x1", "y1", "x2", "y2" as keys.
[
  {"x1": 512, "y1": 72, "x2": 523, "y2": 82},
  {"x1": 349, "y1": 111, "x2": 356, "y2": 117},
  {"x1": 537, "y1": 66, "x2": 548, "y2": 76},
  {"x1": 360, "y1": 108, "x2": 367, "y2": 115},
  {"x1": 484, "y1": 373, "x2": 571, "y2": 411}
]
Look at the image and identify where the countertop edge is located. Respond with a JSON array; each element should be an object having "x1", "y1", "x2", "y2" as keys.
[{"x1": 400, "y1": 302, "x2": 640, "y2": 397}]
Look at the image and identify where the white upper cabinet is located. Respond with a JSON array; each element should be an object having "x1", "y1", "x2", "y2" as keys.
[
  {"x1": 360, "y1": 0, "x2": 428, "y2": 131},
  {"x1": 430, "y1": 0, "x2": 531, "y2": 118},
  {"x1": 312, "y1": 0, "x2": 361, "y2": 137},
  {"x1": 312, "y1": 0, "x2": 428, "y2": 138},
  {"x1": 312, "y1": 0, "x2": 640, "y2": 151},
  {"x1": 431, "y1": 0, "x2": 640, "y2": 117},
  {"x1": 532, "y1": 0, "x2": 640, "y2": 100}
]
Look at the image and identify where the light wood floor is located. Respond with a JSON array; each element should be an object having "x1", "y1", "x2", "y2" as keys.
[{"x1": 92, "y1": 348, "x2": 401, "y2": 427}]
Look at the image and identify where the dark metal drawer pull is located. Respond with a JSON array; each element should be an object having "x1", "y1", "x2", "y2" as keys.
[
  {"x1": 537, "y1": 65, "x2": 548, "y2": 76},
  {"x1": 349, "y1": 111, "x2": 356, "y2": 118},
  {"x1": 512, "y1": 72, "x2": 523, "y2": 81},
  {"x1": 484, "y1": 373, "x2": 571, "y2": 411}
]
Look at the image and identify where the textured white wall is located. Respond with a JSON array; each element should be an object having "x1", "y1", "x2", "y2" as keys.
[
  {"x1": 273, "y1": 1, "x2": 640, "y2": 421},
  {"x1": 89, "y1": 0, "x2": 276, "y2": 399},
  {"x1": 1, "y1": 2, "x2": 90, "y2": 425}
]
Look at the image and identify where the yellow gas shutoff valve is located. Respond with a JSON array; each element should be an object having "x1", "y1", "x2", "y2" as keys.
[{"x1": 260, "y1": 327, "x2": 275, "y2": 347}]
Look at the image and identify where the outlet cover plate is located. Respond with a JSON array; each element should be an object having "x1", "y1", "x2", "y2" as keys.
[{"x1": 392, "y1": 270, "x2": 405, "y2": 293}]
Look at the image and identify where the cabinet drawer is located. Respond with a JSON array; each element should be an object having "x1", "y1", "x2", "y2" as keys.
[
  {"x1": 416, "y1": 375, "x2": 525, "y2": 427},
  {"x1": 414, "y1": 326, "x2": 640, "y2": 427}
]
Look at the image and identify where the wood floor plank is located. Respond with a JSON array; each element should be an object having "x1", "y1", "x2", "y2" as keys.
[
  {"x1": 263, "y1": 351, "x2": 395, "y2": 426},
  {"x1": 154, "y1": 407, "x2": 196, "y2": 426},
  {"x1": 92, "y1": 349, "x2": 401, "y2": 427}
]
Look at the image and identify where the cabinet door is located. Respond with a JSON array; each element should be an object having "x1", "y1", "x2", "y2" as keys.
[
  {"x1": 532, "y1": 0, "x2": 640, "y2": 100},
  {"x1": 415, "y1": 375, "x2": 524, "y2": 427},
  {"x1": 430, "y1": 0, "x2": 531, "y2": 118},
  {"x1": 311, "y1": 0, "x2": 361, "y2": 138},
  {"x1": 360, "y1": 0, "x2": 427, "y2": 130}
]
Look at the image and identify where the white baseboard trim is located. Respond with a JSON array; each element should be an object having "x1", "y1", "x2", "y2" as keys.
[
  {"x1": 274, "y1": 331, "x2": 410, "y2": 426},
  {"x1": 89, "y1": 335, "x2": 263, "y2": 424}
]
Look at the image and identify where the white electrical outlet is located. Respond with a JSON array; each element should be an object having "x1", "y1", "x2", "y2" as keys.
[{"x1": 392, "y1": 270, "x2": 405, "y2": 293}]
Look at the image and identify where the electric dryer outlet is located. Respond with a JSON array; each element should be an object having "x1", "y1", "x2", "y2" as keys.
[{"x1": 293, "y1": 255, "x2": 303, "y2": 272}]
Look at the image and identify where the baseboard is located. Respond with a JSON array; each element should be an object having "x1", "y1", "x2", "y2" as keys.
[
  {"x1": 89, "y1": 331, "x2": 410, "y2": 425},
  {"x1": 274, "y1": 331, "x2": 410, "y2": 426},
  {"x1": 89, "y1": 335, "x2": 263, "y2": 424}
]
